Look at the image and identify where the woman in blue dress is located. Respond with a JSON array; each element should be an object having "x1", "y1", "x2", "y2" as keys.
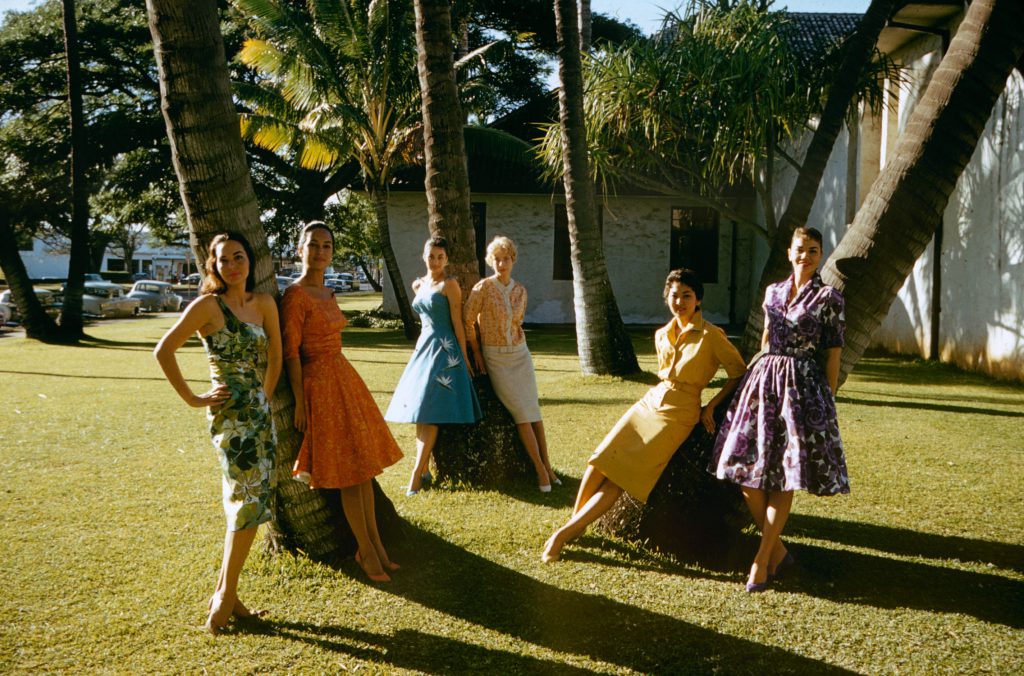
[
  {"x1": 385, "y1": 236, "x2": 481, "y2": 494},
  {"x1": 710, "y1": 226, "x2": 848, "y2": 592}
]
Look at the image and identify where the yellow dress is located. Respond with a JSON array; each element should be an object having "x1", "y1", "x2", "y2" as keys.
[{"x1": 588, "y1": 313, "x2": 746, "y2": 503}]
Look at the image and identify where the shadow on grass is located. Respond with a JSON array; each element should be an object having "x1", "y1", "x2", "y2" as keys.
[
  {"x1": 0, "y1": 368, "x2": 205, "y2": 384},
  {"x1": 789, "y1": 513, "x2": 1024, "y2": 575},
  {"x1": 778, "y1": 539, "x2": 1024, "y2": 629},
  {"x1": 345, "y1": 526, "x2": 851, "y2": 674},
  {"x1": 244, "y1": 621, "x2": 598, "y2": 674},
  {"x1": 836, "y1": 394, "x2": 1024, "y2": 418},
  {"x1": 850, "y1": 352, "x2": 1023, "y2": 390}
]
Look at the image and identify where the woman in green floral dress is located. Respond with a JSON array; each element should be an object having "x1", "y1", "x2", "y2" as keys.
[{"x1": 155, "y1": 232, "x2": 282, "y2": 635}]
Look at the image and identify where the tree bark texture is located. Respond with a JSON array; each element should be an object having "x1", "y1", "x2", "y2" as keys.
[
  {"x1": 371, "y1": 187, "x2": 419, "y2": 339},
  {"x1": 413, "y1": 0, "x2": 479, "y2": 292},
  {"x1": 822, "y1": 0, "x2": 1024, "y2": 384},
  {"x1": 0, "y1": 211, "x2": 60, "y2": 340},
  {"x1": 554, "y1": 0, "x2": 638, "y2": 376},
  {"x1": 433, "y1": 376, "x2": 533, "y2": 486},
  {"x1": 740, "y1": 0, "x2": 898, "y2": 358},
  {"x1": 146, "y1": 0, "x2": 401, "y2": 563},
  {"x1": 58, "y1": 0, "x2": 89, "y2": 340}
]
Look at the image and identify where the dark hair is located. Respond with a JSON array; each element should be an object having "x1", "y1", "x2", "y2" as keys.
[
  {"x1": 664, "y1": 268, "x2": 704, "y2": 306},
  {"x1": 299, "y1": 220, "x2": 335, "y2": 249},
  {"x1": 424, "y1": 235, "x2": 448, "y2": 254},
  {"x1": 792, "y1": 226, "x2": 824, "y2": 247},
  {"x1": 202, "y1": 232, "x2": 256, "y2": 295}
]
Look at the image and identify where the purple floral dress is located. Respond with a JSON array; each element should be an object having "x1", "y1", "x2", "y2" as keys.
[{"x1": 710, "y1": 273, "x2": 849, "y2": 496}]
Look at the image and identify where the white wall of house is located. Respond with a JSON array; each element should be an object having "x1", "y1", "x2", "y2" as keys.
[
  {"x1": 382, "y1": 192, "x2": 756, "y2": 327},
  {"x1": 869, "y1": 36, "x2": 1024, "y2": 381},
  {"x1": 17, "y1": 240, "x2": 70, "y2": 279}
]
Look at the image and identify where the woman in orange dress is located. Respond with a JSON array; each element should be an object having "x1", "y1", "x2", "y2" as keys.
[{"x1": 281, "y1": 222, "x2": 403, "y2": 582}]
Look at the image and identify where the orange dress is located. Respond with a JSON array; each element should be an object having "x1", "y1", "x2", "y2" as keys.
[{"x1": 281, "y1": 285, "x2": 403, "y2": 489}]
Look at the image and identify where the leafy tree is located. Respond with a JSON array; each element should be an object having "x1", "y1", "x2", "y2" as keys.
[
  {"x1": 324, "y1": 191, "x2": 384, "y2": 291},
  {"x1": 0, "y1": 0, "x2": 181, "y2": 337},
  {"x1": 234, "y1": 0, "x2": 421, "y2": 338}
]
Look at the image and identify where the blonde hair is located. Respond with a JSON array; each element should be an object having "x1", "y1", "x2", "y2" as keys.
[{"x1": 485, "y1": 236, "x2": 517, "y2": 269}]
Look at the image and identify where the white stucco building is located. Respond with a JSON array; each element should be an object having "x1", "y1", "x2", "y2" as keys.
[
  {"x1": 381, "y1": 3, "x2": 1023, "y2": 382},
  {"x1": 16, "y1": 234, "x2": 192, "y2": 282}
]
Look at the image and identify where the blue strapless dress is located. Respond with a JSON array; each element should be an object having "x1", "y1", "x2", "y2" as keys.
[{"x1": 385, "y1": 286, "x2": 482, "y2": 424}]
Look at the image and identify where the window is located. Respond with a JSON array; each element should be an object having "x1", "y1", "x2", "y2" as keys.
[
  {"x1": 106, "y1": 258, "x2": 126, "y2": 272},
  {"x1": 471, "y1": 202, "x2": 486, "y2": 278},
  {"x1": 670, "y1": 207, "x2": 719, "y2": 283},
  {"x1": 553, "y1": 203, "x2": 602, "y2": 281}
]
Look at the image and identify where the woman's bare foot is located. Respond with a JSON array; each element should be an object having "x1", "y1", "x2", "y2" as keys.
[
  {"x1": 541, "y1": 533, "x2": 563, "y2": 563},
  {"x1": 232, "y1": 599, "x2": 268, "y2": 620}
]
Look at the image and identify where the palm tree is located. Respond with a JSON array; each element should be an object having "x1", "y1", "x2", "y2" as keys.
[
  {"x1": 145, "y1": 0, "x2": 357, "y2": 562},
  {"x1": 552, "y1": 0, "x2": 638, "y2": 375},
  {"x1": 412, "y1": 0, "x2": 478, "y2": 289},
  {"x1": 824, "y1": 0, "x2": 1024, "y2": 383},
  {"x1": 235, "y1": 0, "x2": 421, "y2": 338}
]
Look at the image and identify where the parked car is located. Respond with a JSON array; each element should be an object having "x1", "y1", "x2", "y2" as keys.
[
  {"x1": 276, "y1": 276, "x2": 294, "y2": 294},
  {"x1": 0, "y1": 287, "x2": 60, "y2": 322},
  {"x1": 0, "y1": 301, "x2": 10, "y2": 326},
  {"x1": 81, "y1": 282, "x2": 141, "y2": 318},
  {"x1": 325, "y1": 277, "x2": 351, "y2": 292},
  {"x1": 337, "y1": 273, "x2": 360, "y2": 291},
  {"x1": 84, "y1": 273, "x2": 105, "y2": 282},
  {"x1": 130, "y1": 272, "x2": 149, "y2": 281},
  {"x1": 128, "y1": 280, "x2": 185, "y2": 312},
  {"x1": 183, "y1": 272, "x2": 202, "y2": 285}
]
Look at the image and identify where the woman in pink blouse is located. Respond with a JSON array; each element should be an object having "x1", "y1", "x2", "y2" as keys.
[{"x1": 464, "y1": 236, "x2": 558, "y2": 491}]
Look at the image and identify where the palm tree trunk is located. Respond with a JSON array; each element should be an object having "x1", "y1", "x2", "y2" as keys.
[
  {"x1": 58, "y1": 0, "x2": 89, "y2": 341},
  {"x1": 370, "y1": 186, "x2": 418, "y2": 339},
  {"x1": 554, "y1": 0, "x2": 638, "y2": 376},
  {"x1": 578, "y1": 0, "x2": 591, "y2": 53},
  {"x1": 822, "y1": 0, "x2": 1024, "y2": 384},
  {"x1": 0, "y1": 211, "x2": 60, "y2": 340},
  {"x1": 413, "y1": 0, "x2": 479, "y2": 291},
  {"x1": 740, "y1": 0, "x2": 897, "y2": 358},
  {"x1": 146, "y1": 0, "x2": 365, "y2": 562}
]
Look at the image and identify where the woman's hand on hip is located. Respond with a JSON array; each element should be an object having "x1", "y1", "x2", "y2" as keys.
[{"x1": 192, "y1": 384, "x2": 231, "y2": 408}]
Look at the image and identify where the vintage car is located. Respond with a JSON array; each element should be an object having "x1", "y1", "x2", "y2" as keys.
[
  {"x1": 0, "y1": 300, "x2": 10, "y2": 326},
  {"x1": 81, "y1": 282, "x2": 141, "y2": 318},
  {"x1": 0, "y1": 287, "x2": 61, "y2": 322},
  {"x1": 128, "y1": 280, "x2": 185, "y2": 312}
]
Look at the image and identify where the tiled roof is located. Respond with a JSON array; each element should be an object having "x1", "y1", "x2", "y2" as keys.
[{"x1": 782, "y1": 12, "x2": 863, "y2": 60}]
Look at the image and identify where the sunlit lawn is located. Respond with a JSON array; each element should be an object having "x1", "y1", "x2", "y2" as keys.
[{"x1": 0, "y1": 294, "x2": 1021, "y2": 674}]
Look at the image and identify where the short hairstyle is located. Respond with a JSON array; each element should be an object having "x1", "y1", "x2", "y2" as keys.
[
  {"x1": 791, "y1": 226, "x2": 824, "y2": 247},
  {"x1": 664, "y1": 268, "x2": 704, "y2": 302},
  {"x1": 423, "y1": 235, "x2": 448, "y2": 255},
  {"x1": 298, "y1": 220, "x2": 335, "y2": 249},
  {"x1": 485, "y1": 235, "x2": 517, "y2": 269},
  {"x1": 202, "y1": 232, "x2": 256, "y2": 295}
]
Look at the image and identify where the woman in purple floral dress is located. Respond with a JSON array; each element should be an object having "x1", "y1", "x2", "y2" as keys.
[{"x1": 710, "y1": 227, "x2": 848, "y2": 592}]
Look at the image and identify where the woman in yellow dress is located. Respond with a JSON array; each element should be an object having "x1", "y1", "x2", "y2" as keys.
[{"x1": 542, "y1": 268, "x2": 746, "y2": 562}]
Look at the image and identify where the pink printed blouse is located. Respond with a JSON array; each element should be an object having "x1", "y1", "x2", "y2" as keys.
[{"x1": 463, "y1": 276, "x2": 527, "y2": 347}]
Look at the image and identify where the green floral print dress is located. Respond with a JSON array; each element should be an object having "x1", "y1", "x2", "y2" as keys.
[{"x1": 202, "y1": 296, "x2": 276, "y2": 531}]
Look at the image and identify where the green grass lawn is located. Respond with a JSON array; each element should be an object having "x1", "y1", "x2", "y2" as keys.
[{"x1": 1, "y1": 297, "x2": 1021, "y2": 674}]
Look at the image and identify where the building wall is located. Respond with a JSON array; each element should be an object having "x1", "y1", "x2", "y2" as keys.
[
  {"x1": 871, "y1": 40, "x2": 1024, "y2": 381},
  {"x1": 381, "y1": 192, "x2": 753, "y2": 327}
]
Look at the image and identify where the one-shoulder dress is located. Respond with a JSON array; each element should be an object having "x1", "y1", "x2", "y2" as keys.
[
  {"x1": 710, "y1": 273, "x2": 849, "y2": 496},
  {"x1": 385, "y1": 283, "x2": 481, "y2": 424},
  {"x1": 202, "y1": 296, "x2": 277, "y2": 531},
  {"x1": 280, "y1": 285, "x2": 403, "y2": 489}
]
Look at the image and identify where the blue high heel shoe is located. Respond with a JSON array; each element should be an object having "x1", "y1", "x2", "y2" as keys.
[{"x1": 745, "y1": 580, "x2": 769, "y2": 593}]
